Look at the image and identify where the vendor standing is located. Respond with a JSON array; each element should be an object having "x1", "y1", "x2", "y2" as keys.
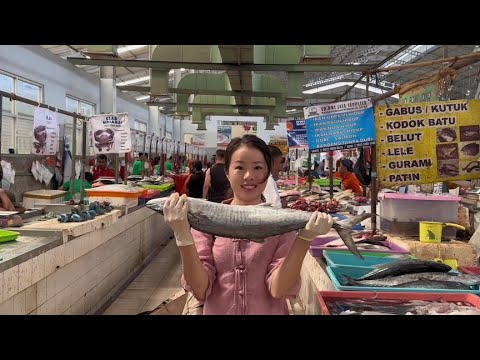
[
  {"x1": 61, "y1": 172, "x2": 94, "y2": 202},
  {"x1": 338, "y1": 159, "x2": 362, "y2": 196},
  {"x1": 132, "y1": 153, "x2": 145, "y2": 176},
  {"x1": 92, "y1": 154, "x2": 115, "y2": 180}
]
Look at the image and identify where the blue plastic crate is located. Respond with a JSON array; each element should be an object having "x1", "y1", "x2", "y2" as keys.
[
  {"x1": 323, "y1": 250, "x2": 414, "y2": 268},
  {"x1": 326, "y1": 265, "x2": 480, "y2": 294}
]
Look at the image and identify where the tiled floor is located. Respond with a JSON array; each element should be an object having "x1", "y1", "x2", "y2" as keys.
[{"x1": 103, "y1": 239, "x2": 184, "y2": 315}]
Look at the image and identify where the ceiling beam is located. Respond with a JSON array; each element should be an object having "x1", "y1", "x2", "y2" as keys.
[
  {"x1": 67, "y1": 57, "x2": 374, "y2": 72},
  {"x1": 336, "y1": 45, "x2": 411, "y2": 101},
  {"x1": 146, "y1": 102, "x2": 275, "y2": 110},
  {"x1": 119, "y1": 86, "x2": 338, "y2": 99}
]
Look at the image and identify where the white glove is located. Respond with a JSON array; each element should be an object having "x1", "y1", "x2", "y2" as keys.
[
  {"x1": 163, "y1": 193, "x2": 194, "y2": 247},
  {"x1": 297, "y1": 211, "x2": 334, "y2": 242}
]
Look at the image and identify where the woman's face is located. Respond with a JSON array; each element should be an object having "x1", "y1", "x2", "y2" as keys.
[{"x1": 227, "y1": 145, "x2": 269, "y2": 206}]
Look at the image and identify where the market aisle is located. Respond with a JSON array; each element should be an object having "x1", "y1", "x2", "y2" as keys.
[{"x1": 103, "y1": 239, "x2": 184, "y2": 315}]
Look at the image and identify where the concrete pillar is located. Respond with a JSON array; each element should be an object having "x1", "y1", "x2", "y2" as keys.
[
  {"x1": 100, "y1": 66, "x2": 118, "y2": 180},
  {"x1": 149, "y1": 105, "x2": 160, "y2": 136},
  {"x1": 100, "y1": 66, "x2": 116, "y2": 113},
  {"x1": 173, "y1": 69, "x2": 182, "y2": 144}
]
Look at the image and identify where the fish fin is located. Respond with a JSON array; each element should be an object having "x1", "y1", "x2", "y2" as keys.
[
  {"x1": 338, "y1": 212, "x2": 371, "y2": 229},
  {"x1": 189, "y1": 210, "x2": 209, "y2": 222}
]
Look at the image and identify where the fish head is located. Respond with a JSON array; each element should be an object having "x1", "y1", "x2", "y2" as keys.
[{"x1": 146, "y1": 198, "x2": 168, "y2": 214}]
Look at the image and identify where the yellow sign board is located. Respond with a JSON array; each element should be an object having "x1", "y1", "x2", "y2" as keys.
[
  {"x1": 268, "y1": 136, "x2": 288, "y2": 156},
  {"x1": 376, "y1": 100, "x2": 480, "y2": 186}
]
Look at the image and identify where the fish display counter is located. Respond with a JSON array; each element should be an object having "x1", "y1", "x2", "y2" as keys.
[{"x1": 0, "y1": 203, "x2": 172, "y2": 314}]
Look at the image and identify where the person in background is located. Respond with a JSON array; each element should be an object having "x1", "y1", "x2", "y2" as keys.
[
  {"x1": 185, "y1": 161, "x2": 205, "y2": 198},
  {"x1": 143, "y1": 153, "x2": 152, "y2": 177},
  {"x1": 162, "y1": 134, "x2": 333, "y2": 314},
  {"x1": 311, "y1": 161, "x2": 321, "y2": 179},
  {"x1": 61, "y1": 172, "x2": 94, "y2": 202},
  {"x1": 132, "y1": 153, "x2": 145, "y2": 176},
  {"x1": 92, "y1": 154, "x2": 115, "y2": 180},
  {"x1": 165, "y1": 156, "x2": 174, "y2": 173},
  {"x1": 338, "y1": 158, "x2": 363, "y2": 196},
  {"x1": 319, "y1": 159, "x2": 326, "y2": 177},
  {"x1": 203, "y1": 149, "x2": 231, "y2": 202},
  {"x1": 263, "y1": 145, "x2": 283, "y2": 208},
  {"x1": 153, "y1": 156, "x2": 161, "y2": 176}
]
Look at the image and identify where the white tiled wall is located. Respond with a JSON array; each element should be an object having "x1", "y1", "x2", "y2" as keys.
[{"x1": 0, "y1": 208, "x2": 171, "y2": 315}]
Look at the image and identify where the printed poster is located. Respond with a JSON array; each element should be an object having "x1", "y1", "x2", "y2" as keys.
[
  {"x1": 232, "y1": 122, "x2": 257, "y2": 138},
  {"x1": 31, "y1": 107, "x2": 58, "y2": 155},
  {"x1": 304, "y1": 98, "x2": 375, "y2": 152},
  {"x1": 287, "y1": 120, "x2": 308, "y2": 149},
  {"x1": 89, "y1": 113, "x2": 132, "y2": 154},
  {"x1": 376, "y1": 100, "x2": 480, "y2": 186},
  {"x1": 191, "y1": 133, "x2": 205, "y2": 146},
  {"x1": 269, "y1": 136, "x2": 288, "y2": 156},
  {"x1": 217, "y1": 125, "x2": 231, "y2": 147}
]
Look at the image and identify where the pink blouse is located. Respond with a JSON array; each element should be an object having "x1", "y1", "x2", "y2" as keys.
[{"x1": 181, "y1": 226, "x2": 300, "y2": 315}]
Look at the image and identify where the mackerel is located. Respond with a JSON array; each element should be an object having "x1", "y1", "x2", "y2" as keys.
[
  {"x1": 344, "y1": 272, "x2": 480, "y2": 287},
  {"x1": 146, "y1": 197, "x2": 370, "y2": 258},
  {"x1": 354, "y1": 259, "x2": 452, "y2": 281}
]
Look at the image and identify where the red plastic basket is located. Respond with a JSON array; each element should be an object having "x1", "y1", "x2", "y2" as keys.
[{"x1": 458, "y1": 266, "x2": 480, "y2": 275}]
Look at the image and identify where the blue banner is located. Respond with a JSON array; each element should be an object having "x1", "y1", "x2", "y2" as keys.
[
  {"x1": 305, "y1": 107, "x2": 375, "y2": 152},
  {"x1": 287, "y1": 120, "x2": 308, "y2": 149}
]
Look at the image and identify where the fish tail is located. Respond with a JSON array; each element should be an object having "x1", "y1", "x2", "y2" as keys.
[{"x1": 334, "y1": 224, "x2": 364, "y2": 259}]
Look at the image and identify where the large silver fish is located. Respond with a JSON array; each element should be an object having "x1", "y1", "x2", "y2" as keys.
[
  {"x1": 146, "y1": 197, "x2": 370, "y2": 259},
  {"x1": 345, "y1": 272, "x2": 480, "y2": 287}
]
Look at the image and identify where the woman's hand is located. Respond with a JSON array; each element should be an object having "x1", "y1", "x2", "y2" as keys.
[
  {"x1": 163, "y1": 193, "x2": 193, "y2": 246},
  {"x1": 297, "y1": 211, "x2": 333, "y2": 242}
]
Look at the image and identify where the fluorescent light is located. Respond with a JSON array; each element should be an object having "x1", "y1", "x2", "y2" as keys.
[
  {"x1": 117, "y1": 76, "x2": 150, "y2": 86},
  {"x1": 117, "y1": 45, "x2": 148, "y2": 54},
  {"x1": 136, "y1": 95, "x2": 150, "y2": 101},
  {"x1": 286, "y1": 109, "x2": 297, "y2": 113},
  {"x1": 303, "y1": 81, "x2": 399, "y2": 99}
]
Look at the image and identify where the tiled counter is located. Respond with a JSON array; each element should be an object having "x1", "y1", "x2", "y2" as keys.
[
  {"x1": 0, "y1": 206, "x2": 172, "y2": 315},
  {"x1": 299, "y1": 251, "x2": 335, "y2": 315}
]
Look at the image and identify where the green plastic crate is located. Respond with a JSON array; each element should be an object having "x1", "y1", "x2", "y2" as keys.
[
  {"x1": 314, "y1": 178, "x2": 341, "y2": 187},
  {"x1": 0, "y1": 229, "x2": 20, "y2": 243}
]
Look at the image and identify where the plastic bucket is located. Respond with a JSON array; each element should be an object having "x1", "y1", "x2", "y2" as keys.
[{"x1": 419, "y1": 221, "x2": 465, "y2": 243}]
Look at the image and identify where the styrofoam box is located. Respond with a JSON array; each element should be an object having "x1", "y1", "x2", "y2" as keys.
[
  {"x1": 379, "y1": 193, "x2": 460, "y2": 237},
  {"x1": 88, "y1": 195, "x2": 138, "y2": 208}
]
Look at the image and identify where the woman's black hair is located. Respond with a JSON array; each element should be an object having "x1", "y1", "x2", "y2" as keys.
[{"x1": 224, "y1": 134, "x2": 272, "y2": 183}]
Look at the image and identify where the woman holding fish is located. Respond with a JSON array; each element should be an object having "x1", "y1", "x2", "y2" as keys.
[{"x1": 162, "y1": 135, "x2": 333, "y2": 315}]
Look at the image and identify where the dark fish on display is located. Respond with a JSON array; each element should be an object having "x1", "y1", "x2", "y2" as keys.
[{"x1": 354, "y1": 259, "x2": 451, "y2": 281}]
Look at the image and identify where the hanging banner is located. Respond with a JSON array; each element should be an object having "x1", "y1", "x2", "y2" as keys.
[
  {"x1": 192, "y1": 133, "x2": 206, "y2": 146},
  {"x1": 269, "y1": 136, "x2": 288, "y2": 156},
  {"x1": 217, "y1": 125, "x2": 231, "y2": 147},
  {"x1": 304, "y1": 98, "x2": 373, "y2": 119},
  {"x1": 376, "y1": 100, "x2": 480, "y2": 187},
  {"x1": 304, "y1": 98, "x2": 375, "y2": 152},
  {"x1": 89, "y1": 113, "x2": 132, "y2": 154},
  {"x1": 287, "y1": 120, "x2": 308, "y2": 149},
  {"x1": 232, "y1": 122, "x2": 257, "y2": 138},
  {"x1": 32, "y1": 107, "x2": 58, "y2": 155}
]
